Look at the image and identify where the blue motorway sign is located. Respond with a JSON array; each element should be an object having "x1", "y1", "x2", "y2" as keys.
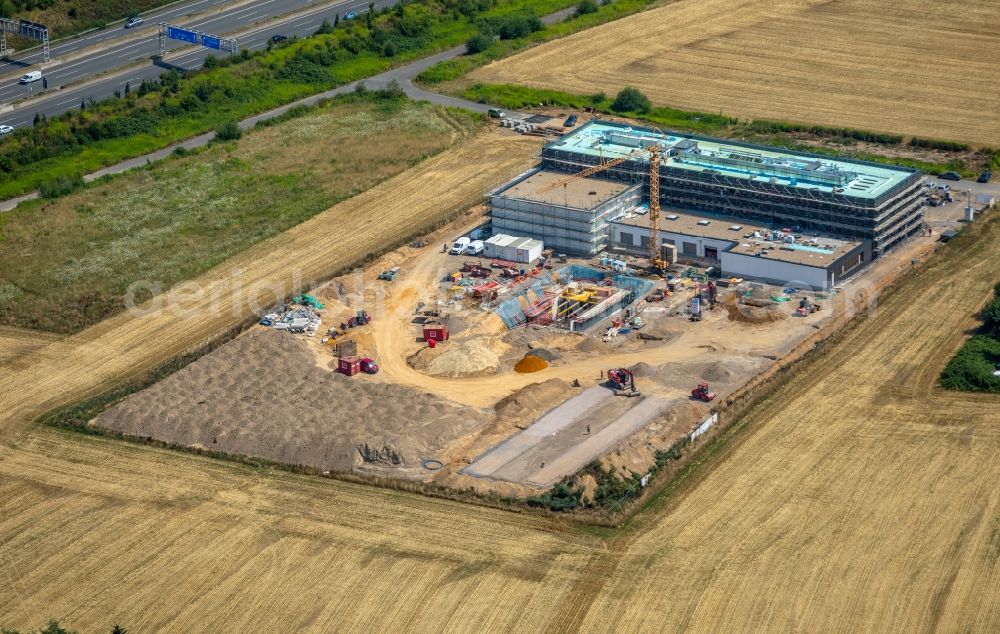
[
  {"x1": 202, "y1": 35, "x2": 221, "y2": 50},
  {"x1": 166, "y1": 26, "x2": 198, "y2": 44}
]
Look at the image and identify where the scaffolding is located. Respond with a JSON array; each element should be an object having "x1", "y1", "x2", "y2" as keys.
[{"x1": 539, "y1": 122, "x2": 926, "y2": 257}]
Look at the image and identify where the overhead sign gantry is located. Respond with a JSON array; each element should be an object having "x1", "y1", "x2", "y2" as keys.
[
  {"x1": 0, "y1": 19, "x2": 50, "y2": 61},
  {"x1": 158, "y1": 23, "x2": 238, "y2": 55}
]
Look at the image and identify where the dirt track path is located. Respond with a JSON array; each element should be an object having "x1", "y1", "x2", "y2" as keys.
[{"x1": 0, "y1": 132, "x2": 542, "y2": 439}]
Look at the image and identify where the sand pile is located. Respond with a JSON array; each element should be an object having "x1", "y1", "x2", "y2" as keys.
[
  {"x1": 441, "y1": 315, "x2": 469, "y2": 336},
  {"x1": 576, "y1": 337, "x2": 605, "y2": 353},
  {"x1": 514, "y1": 354, "x2": 549, "y2": 373},
  {"x1": 524, "y1": 347, "x2": 558, "y2": 362},
  {"x1": 700, "y1": 356, "x2": 762, "y2": 384},
  {"x1": 628, "y1": 362, "x2": 658, "y2": 377},
  {"x1": 731, "y1": 304, "x2": 788, "y2": 324},
  {"x1": 427, "y1": 339, "x2": 500, "y2": 377},
  {"x1": 95, "y1": 329, "x2": 487, "y2": 473},
  {"x1": 494, "y1": 378, "x2": 574, "y2": 422}
]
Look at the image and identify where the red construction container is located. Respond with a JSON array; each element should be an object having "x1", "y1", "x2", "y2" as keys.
[
  {"x1": 423, "y1": 324, "x2": 448, "y2": 342},
  {"x1": 338, "y1": 356, "x2": 360, "y2": 376}
]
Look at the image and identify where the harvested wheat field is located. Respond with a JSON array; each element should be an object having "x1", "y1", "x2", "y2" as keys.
[
  {"x1": 0, "y1": 130, "x2": 542, "y2": 442},
  {"x1": 471, "y1": 0, "x2": 1000, "y2": 145}
]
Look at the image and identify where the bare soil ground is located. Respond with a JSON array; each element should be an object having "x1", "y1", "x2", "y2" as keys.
[
  {"x1": 2, "y1": 211, "x2": 998, "y2": 632},
  {"x1": 95, "y1": 328, "x2": 488, "y2": 477},
  {"x1": 470, "y1": 0, "x2": 1000, "y2": 145}
]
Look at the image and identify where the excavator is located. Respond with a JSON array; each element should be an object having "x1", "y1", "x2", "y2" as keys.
[
  {"x1": 537, "y1": 144, "x2": 669, "y2": 273},
  {"x1": 607, "y1": 368, "x2": 641, "y2": 397}
]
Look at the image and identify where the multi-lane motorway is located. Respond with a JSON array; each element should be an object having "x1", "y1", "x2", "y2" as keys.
[{"x1": 0, "y1": 0, "x2": 395, "y2": 128}]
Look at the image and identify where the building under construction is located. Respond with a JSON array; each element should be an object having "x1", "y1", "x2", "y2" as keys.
[{"x1": 490, "y1": 120, "x2": 925, "y2": 259}]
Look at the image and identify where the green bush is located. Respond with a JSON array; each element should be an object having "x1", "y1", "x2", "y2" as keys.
[
  {"x1": 576, "y1": 0, "x2": 599, "y2": 15},
  {"x1": 465, "y1": 33, "x2": 493, "y2": 54},
  {"x1": 38, "y1": 174, "x2": 84, "y2": 198},
  {"x1": 611, "y1": 86, "x2": 651, "y2": 114},
  {"x1": 526, "y1": 480, "x2": 582, "y2": 511},
  {"x1": 909, "y1": 137, "x2": 969, "y2": 152},
  {"x1": 941, "y1": 282, "x2": 1000, "y2": 394},
  {"x1": 214, "y1": 121, "x2": 242, "y2": 142}
]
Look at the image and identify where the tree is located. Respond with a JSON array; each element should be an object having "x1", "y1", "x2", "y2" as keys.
[
  {"x1": 202, "y1": 54, "x2": 218, "y2": 69},
  {"x1": 316, "y1": 18, "x2": 333, "y2": 35},
  {"x1": 123, "y1": 82, "x2": 131, "y2": 96},
  {"x1": 214, "y1": 121, "x2": 242, "y2": 141},
  {"x1": 611, "y1": 86, "x2": 651, "y2": 113},
  {"x1": 39, "y1": 621, "x2": 76, "y2": 634},
  {"x1": 465, "y1": 33, "x2": 492, "y2": 55},
  {"x1": 111, "y1": 626, "x2": 128, "y2": 634},
  {"x1": 334, "y1": 13, "x2": 340, "y2": 27},
  {"x1": 576, "y1": 0, "x2": 599, "y2": 16}
]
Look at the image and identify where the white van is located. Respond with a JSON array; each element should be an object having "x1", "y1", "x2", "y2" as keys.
[
  {"x1": 467, "y1": 240, "x2": 485, "y2": 256},
  {"x1": 450, "y1": 237, "x2": 471, "y2": 255},
  {"x1": 19, "y1": 71, "x2": 42, "y2": 84}
]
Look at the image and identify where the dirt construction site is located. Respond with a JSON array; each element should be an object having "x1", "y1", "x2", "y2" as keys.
[
  {"x1": 0, "y1": 195, "x2": 998, "y2": 632},
  {"x1": 90, "y1": 162, "x2": 974, "y2": 500}
]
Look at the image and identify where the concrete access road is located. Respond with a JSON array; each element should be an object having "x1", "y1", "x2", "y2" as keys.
[{"x1": 0, "y1": 0, "x2": 395, "y2": 128}]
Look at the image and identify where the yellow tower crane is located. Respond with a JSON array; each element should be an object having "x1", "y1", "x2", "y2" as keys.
[{"x1": 536, "y1": 147, "x2": 668, "y2": 272}]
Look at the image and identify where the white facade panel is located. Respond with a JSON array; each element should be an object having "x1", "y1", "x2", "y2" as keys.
[{"x1": 720, "y1": 251, "x2": 829, "y2": 289}]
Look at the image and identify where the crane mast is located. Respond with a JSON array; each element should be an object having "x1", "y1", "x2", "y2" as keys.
[
  {"x1": 534, "y1": 144, "x2": 667, "y2": 272},
  {"x1": 648, "y1": 147, "x2": 664, "y2": 270}
]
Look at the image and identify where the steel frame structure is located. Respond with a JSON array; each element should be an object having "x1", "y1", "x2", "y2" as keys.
[{"x1": 0, "y1": 18, "x2": 50, "y2": 62}]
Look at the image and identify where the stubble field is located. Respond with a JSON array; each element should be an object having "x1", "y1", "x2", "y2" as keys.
[{"x1": 469, "y1": 0, "x2": 1000, "y2": 146}]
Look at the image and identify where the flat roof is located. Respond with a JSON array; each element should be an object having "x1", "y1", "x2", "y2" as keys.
[
  {"x1": 495, "y1": 169, "x2": 634, "y2": 209},
  {"x1": 614, "y1": 207, "x2": 861, "y2": 267},
  {"x1": 486, "y1": 234, "x2": 543, "y2": 249},
  {"x1": 546, "y1": 120, "x2": 916, "y2": 200}
]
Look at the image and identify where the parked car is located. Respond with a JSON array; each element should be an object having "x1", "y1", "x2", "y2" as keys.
[
  {"x1": 269, "y1": 34, "x2": 288, "y2": 44},
  {"x1": 488, "y1": 108, "x2": 505, "y2": 119},
  {"x1": 978, "y1": 170, "x2": 992, "y2": 183},
  {"x1": 563, "y1": 114, "x2": 578, "y2": 127},
  {"x1": 450, "y1": 237, "x2": 471, "y2": 255},
  {"x1": 344, "y1": 11, "x2": 359, "y2": 19},
  {"x1": 938, "y1": 171, "x2": 962, "y2": 181},
  {"x1": 467, "y1": 240, "x2": 485, "y2": 256},
  {"x1": 19, "y1": 71, "x2": 42, "y2": 84},
  {"x1": 0, "y1": 125, "x2": 13, "y2": 135},
  {"x1": 125, "y1": 16, "x2": 143, "y2": 28}
]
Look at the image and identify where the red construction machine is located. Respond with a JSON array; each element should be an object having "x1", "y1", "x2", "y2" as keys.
[
  {"x1": 691, "y1": 382, "x2": 717, "y2": 402},
  {"x1": 607, "y1": 368, "x2": 640, "y2": 397}
]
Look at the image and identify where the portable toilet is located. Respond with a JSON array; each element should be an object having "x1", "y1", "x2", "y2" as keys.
[
  {"x1": 423, "y1": 324, "x2": 449, "y2": 342},
  {"x1": 338, "y1": 356, "x2": 361, "y2": 376}
]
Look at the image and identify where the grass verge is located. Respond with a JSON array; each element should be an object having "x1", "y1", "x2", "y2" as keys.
[{"x1": 0, "y1": 91, "x2": 483, "y2": 334}]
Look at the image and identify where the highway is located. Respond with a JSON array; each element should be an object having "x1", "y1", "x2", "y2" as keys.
[
  {"x1": 0, "y1": 0, "x2": 394, "y2": 128},
  {"x1": 0, "y1": 0, "x2": 294, "y2": 75}
]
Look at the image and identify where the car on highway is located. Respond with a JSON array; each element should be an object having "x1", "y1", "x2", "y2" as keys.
[
  {"x1": 18, "y1": 71, "x2": 41, "y2": 84},
  {"x1": 938, "y1": 171, "x2": 962, "y2": 181},
  {"x1": 344, "y1": 11, "x2": 359, "y2": 19},
  {"x1": 978, "y1": 170, "x2": 992, "y2": 183},
  {"x1": 269, "y1": 34, "x2": 289, "y2": 44},
  {"x1": 125, "y1": 16, "x2": 143, "y2": 28},
  {"x1": 0, "y1": 125, "x2": 14, "y2": 135}
]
